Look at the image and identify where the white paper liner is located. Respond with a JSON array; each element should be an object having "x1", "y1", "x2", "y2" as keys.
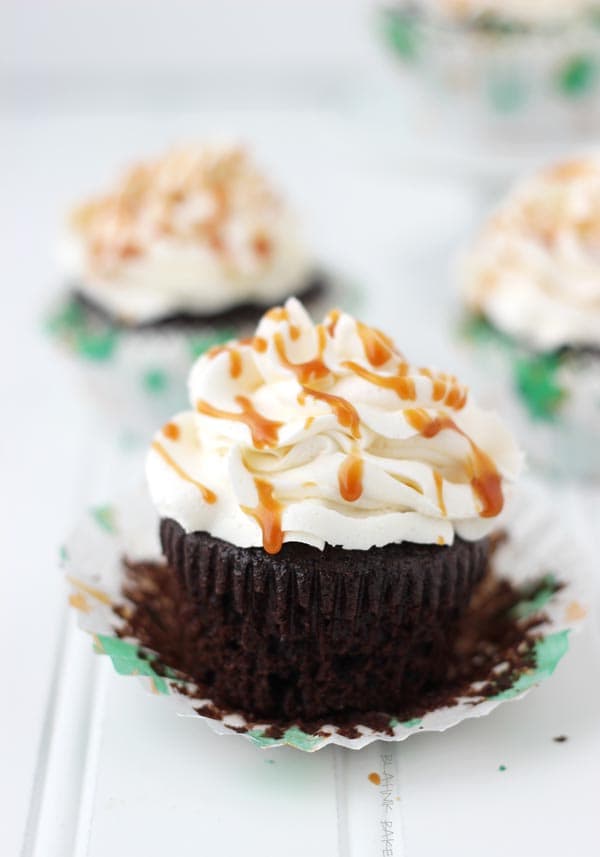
[{"x1": 63, "y1": 480, "x2": 588, "y2": 751}]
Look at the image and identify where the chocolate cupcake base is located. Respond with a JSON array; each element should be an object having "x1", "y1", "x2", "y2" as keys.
[
  {"x1": 72, "y1": 272, "x2": 327, "y2": 331},
  {"x1": 159, "y1": 520, "x2": 489, "y2": 720}
]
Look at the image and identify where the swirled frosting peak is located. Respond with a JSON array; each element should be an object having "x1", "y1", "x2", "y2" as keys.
[
  {"x1": 147, "y1": 299, "x2": 522, "y2": 552},
  {"x1": 463, "y1": 155, "x2": 600, "y2": 351},
  {"x1": 60, "y1": 142, "x2": 312, "y2": 324}
]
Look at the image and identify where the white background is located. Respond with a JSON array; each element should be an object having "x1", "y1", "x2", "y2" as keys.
[{"x1": 2, "y1": 2, "x2": 600, "y2": 855}]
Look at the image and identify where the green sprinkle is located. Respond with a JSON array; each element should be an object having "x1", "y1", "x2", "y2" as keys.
[
  {"x1": 558, "y1": 55, "x2": 598, "y2": 97},
  {"x1": 142, "y1": 368, "x2": 169, "y2": 394},
  {"x1": 499, "y1": 764, "x2": 507, "y2": 772},
  {"x1": 515, "y1": 353, "x2": 565, "y2": 421},
  {"x1": 380, "y1": 9, "x2": 420, "y2": 61},
  {"x1": 401, "y1": 717, "x2": 422, "y2": 729},
  {"x1": 248, "y1": 726, "x2": 321, "y2": 751},
  {"x1": 46, "y1": 296, "x2": 118, "y2": 362},
  {"x1": 59, "y1": 544, "x2": 69, "y2": 563},
  {"x1": 90, "y1": 504, "x2": 117, "y2": 534}
]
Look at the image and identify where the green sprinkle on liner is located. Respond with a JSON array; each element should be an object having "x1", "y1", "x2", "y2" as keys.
[
  {"x1": 558, "y1": 54, "x2": 598, "y2": 97},
  {"x1": 499, "y1": 764, "x2": 507, "y2": 772},
  {"x1": 46, "y1": 295, "x2": 119, "y2": 362},
  {"x1": 264, "y1": 759, "x2": 276, "y2": 765},
  {"x1": 510, "y1": 574, "x2": 558, "y2": 620},
  {"x1": 94, "y1": 635, "x2": 169, "y2": 695},
  {"x1": 90, "y1": 504, "x2": 117, "y2": 534},
  {"x1": 189, "y1": 328, "x2": 236, "y2": 360},
  {"x1": 487, "y1": 71, "x2": 528, "y2": 113},
  {"x1": 461, "y1": 314, "x2": 566, "y2": 421},
  {"x1": 142, "y1": 368, "x2": 169, "y2": 394},
  {"x1": 248, "y1": 727, "x2": 321, "y2": 751},
  {"x1": 400, "y1": 717, "x2": 423, "y2": 729},
  {"x1": 380, "y1": 9, "x2": 421, "y2": 61},
  {"x1": 59, "y1": 544, "x2": 69, "y2": 563},
  {"x1": 490, "y1": 631, "x2": 570, "y2": 702}
]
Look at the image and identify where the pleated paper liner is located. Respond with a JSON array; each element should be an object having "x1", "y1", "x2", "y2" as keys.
[
  {"x1": 64, "y1": 482, "x2": 588, "y2": 751},
  {"x1": 45, "y1": 273, "x2": 363, "y2": 435}
]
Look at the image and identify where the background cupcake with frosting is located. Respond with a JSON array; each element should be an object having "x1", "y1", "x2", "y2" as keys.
[
  {"x1": 380, "y1": 0, "x2": 600, "y2": 139},
  {"x1": 47, "y1": 142, "x2": 327, "y2": 433},
  {"x1": 460, "y1": 154, "x2": 600, "y2": 478}
]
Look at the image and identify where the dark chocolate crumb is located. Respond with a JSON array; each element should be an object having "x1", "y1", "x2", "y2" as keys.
[{"x1": 553, "y1": 735, "x2": 568, "y2": 743}]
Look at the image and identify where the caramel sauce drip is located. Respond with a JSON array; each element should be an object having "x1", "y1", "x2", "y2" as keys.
[
  {"x1": 302, "y1": 387, "x2": 361, "y2": 439},
  {"x1": 325, "y1": 308, "x2": 341, "y2": 337},
  {"x1": 418, "y1": 368, "x2": 468, "y2": 410},
  {"x1": 289, "y1": 324, "x2": 301, "y2": 341},
  {"x1": 344, "y1": 360, "x2": 416, "y2": 401},
  {"x1": 266, "y1": 306, "x2": 289, "y2": 322},
  {"x1": 151, "y1": 441, "x2": 217, "y2": 504},
  {"x1": 196, "y1": 395, "x2": 282, "y2": 449},
  {"x1": 405, "y1": 409, "x2": 503, "y2": 518},
  {"x1": 304, "y1": 416, "x2": 315, "y2": 430},
  {"x1": 206, "y1": 344, "x2": 243, "y2": 379},
  {"x1": 273, "y1": 331, "x2": 330, "y2": 385},
  {"x1": 433, "y1": 470, "x2": 447, "y2": 517},
  {"x1": 242, "y1": 478, "x2": 283, "y2": 554},
  {"x1": 356, "y1": 321, "x2": 396, "y2": 367},
  {"x1": 162, "y1": 421, "x2": 180, "y2": 441},
  {"x1": 228, "y1": 348, "x2": 242, "y2": 379},
  {"x1": 238, "y1": 335, "x2": 267, "y2": 353},
  {"x1": 338, "y1": 454, "x2": 363, "y2": 502}
]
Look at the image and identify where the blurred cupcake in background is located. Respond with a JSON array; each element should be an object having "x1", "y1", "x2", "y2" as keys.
[
  {"x1": 47, "y1": 142, "x2": 328, "y2": 433},
  {"x1": 460, "y1": 154, "x2": 600, "y2": 478},
  {"x1": 379, "y1": 1, "x2": 600, "y2": 141}
]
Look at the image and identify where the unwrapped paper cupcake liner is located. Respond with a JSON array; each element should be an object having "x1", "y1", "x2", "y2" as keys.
[
  {"x1": 46, "y1": 277, "x2": 363, "y2": 436},
  {"x1": 63, "y1": 481, "x2": 588, "y2": 751},
  {"x1": 459, "y1": 315, "x2": 600, "y2": 480}
]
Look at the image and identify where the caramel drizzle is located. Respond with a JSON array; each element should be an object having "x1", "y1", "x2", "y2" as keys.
[
  {"x1": 325, "y1": 308, "x2": 341, "y2": 337},
  {"x1": 162, "y1": 421, "x2": 180, "y2": 441},
  {"x1": 238, "y1": 335, "x2": 267, "y2": 353},
  {"x1": 205, "y1": 344, "x2": 243, "y2": 379},
  {"x1": 404, "y1": 409, "x2": 503, "y2": 518},
  {"x1": 338, "y1": 454, "x2": 363, "y2": 502},
  {"x1": 356, "y1": 321, "x2": 397, "y2": 367},
  {"x1": 301, "y1": 387, "x2": 361, "y2": 439},
  {"x1": 241, "y1": 478, "x2": 283, "y2": 554},
  {"x1": 151, "y1": 441, "x2": 217, "y2": 504},
  {"x1": 196, "y1": 395, "x2": 282, "y2": 448},
  {"x1": 273, "y1": 330, "x2": 330, "y2": 385},
  {"x1": 344, "y1": 360, "x2": 416, "y2": 401},
  {"x1": 433, "y1": 470, "x2": 447, "y2": 517}
]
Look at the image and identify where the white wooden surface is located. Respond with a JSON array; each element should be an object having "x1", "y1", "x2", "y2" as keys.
[{"x1": 4, "y1": 101, "x2": 600, "y2": 856}]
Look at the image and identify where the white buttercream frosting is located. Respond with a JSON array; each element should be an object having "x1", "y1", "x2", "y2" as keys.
[
  {"x1": 60, "y1": 143, "x2": 313, "y2": 324},
  {"x1": 146, "y1": 299, "x2": 522, "y2": 552},
  {"x1": 462, "y1": 156, "x2": 600, "y2": 352},
  {"x1": 421, "y1": 0, "x2": 595, "y2": 24}
]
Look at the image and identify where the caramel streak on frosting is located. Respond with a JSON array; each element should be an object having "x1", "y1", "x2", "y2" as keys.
[
  {"x1": 150, "y1": 441, "x2": 216, "y2": 504},
  {"x1": 196, "y1": 396, "x2": 282, "y2": 448},
  {"x1": 241, "y1": 478, "x2": 283, "y2": 555},
  {"x1": 147, "y1": 299, "x2": 521, "y2": 552}
]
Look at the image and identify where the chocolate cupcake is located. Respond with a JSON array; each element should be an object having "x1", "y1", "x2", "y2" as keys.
[
  {"x1": 49, "y1": 143, "x2": 325, "y2": 430},
  {"x1": 147, "y1": 299, "x2": 521, "y2": 719},
  {"x1": 461, "y1": 155, "x2": 600, "y2": 478}
]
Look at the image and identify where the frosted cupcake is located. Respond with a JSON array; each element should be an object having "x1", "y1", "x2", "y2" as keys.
[
  {"x1": 380, "y1": 1, "x2": 600, "y2": 136},
  {"x1": 147, "y1": 298, "x2": 521, "y2": 719},
  {"x1": 48, "y1": 143, "x2": 324, "y2": 430},
  {"x1": 461, "y1": 155, "x2": 600, "y2": 478}
]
